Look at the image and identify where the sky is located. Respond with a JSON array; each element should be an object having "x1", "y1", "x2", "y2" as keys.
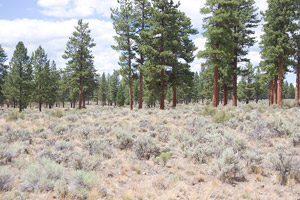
[{"x1": 0, "y1": 0, "x2": 295, "y2": 83}]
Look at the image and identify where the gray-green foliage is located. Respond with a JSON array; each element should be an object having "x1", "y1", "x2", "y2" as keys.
[
  {"x1": 116, "y1": 129, "x2": 135, "y2": 150},
  {"x1": 69, "y1": 170, "x2": 96, "y2": 199},
  {"x1": 270, "y1": 146, "x2": 300, "y2": 185},
  {"x1": 133, "y1": 135, "x2": 160, "y2": 160},
  {"x1": 0, "y1": 166, "x2": 13, "y2": 191},
  {"x1": 21, "y1": 158, "x2": 64, "y2": 192},
  {"x1": 216, "y1": 148, "x2": 243, "y2": 183}
]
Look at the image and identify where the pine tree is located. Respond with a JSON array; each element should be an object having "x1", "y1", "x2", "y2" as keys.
[
  {"x1": 260, "y1": 0, "x2": 294, "y2": 105},
  {"x1": 98, "y1": 73, "x2": 107, "y2": 106},
  {"x1": 232, "y1": 0, "x2": 259, "y2": 106},
  {"x1": 31, "y1": 46, "x2": 51, "y2": 111},
  {"x1": 134, "y1": 0, "x2": 151, "y2": 109},
  {"x1": 107, "y1": 71, "x2": 120, "y2": 106},
  {"x1": 0, "y1": 45, "x2": 8, "y2": 105},
  {"x1": 47, "y1": 61, "x2": 59, "y2": 108},
  {"x1": 57, "y1": 70, "x2": 69, "y2": 108},
  {"x1": 237, "y1": 62, "x2": 255, "y2": 104},
  {"x1": 167, "y1": 9, "x2": 198, "y2": 107},
  {"x1": 62, "y1": 19, "x2": 96, "y2": 109},
  {"x1": 198, "y1": 0, "x2": 238, "y2": 107},
  {"x1": 117, "y1": 81, "x2": 126, "y2": 106},
  {"x1": 111, "y1": 0, "x2": 137, "y2": 110},
  {"x1": 3, "y1": 42, "x2": 32, "y2": 112}
]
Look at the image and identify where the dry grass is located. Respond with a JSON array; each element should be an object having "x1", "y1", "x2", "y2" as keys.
[{"x1": 0, "y1": 101, "x2": 299, "y2": 199}]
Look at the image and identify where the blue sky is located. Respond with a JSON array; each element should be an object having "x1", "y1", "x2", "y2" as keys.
[{"x1": 0, "y1": 0, "x2": 296, "y2": 83}]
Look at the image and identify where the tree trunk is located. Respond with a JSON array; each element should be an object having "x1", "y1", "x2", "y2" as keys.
[
  {"x1": 83, "y1": 94, "x2": 86, "y2": 108},
  {"x1": 269, "y1": 80, "x2": 274, "y2": 106},
  {"x1": 212, "y1": 67, "x2": 219, "y2": 107},
  {"x1": 295, "y1": 50, "x2": 300, "y2": 105},
  {"x1": 233, "y1": 54, "x2": 238, "y2": 107},
  {"x1": 70, "y1": 101, "x2": 72, "y2": 108},
  {"x1": 139, "y1": 71, "x2": 143, "y2": 109},
  {"x1": 160, "y1": 69, "x2": 165, "y2": 110},
  {"x1": 172, "y1": 86, "x2": 176, "y2": 107},
  {"x1": 63, "y1": 101, "x2": 65, "y2": 108},
  {"x1": 39, "y1": 103, "x2": 42, "y2": 112},
  {"x1": 274, "y1": 76, "x2": 278, "y2": 105},
  {"x1": 223, "y1": 84, "x2": 228, "y2": 106},
  {"x1": 79, "y1": 89, "x2": 82, "y2": 109},
  {"x1": 96, "y1": 98, "x2": 98, "y2": 105},
  {"x1": 277, "y1": 59, "x2": 283, "y2": 105},
  {"x1": 129, "y1": 66, "x2": 133, "y2": 111}
]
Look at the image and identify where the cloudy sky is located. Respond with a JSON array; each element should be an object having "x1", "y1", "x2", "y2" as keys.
[{"x1": 0, "y1": 0, "x2": 295, "y2": 82}]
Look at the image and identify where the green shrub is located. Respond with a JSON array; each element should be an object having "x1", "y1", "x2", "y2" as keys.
[
  {"x1": 69, "y1": 170, "x2": 96, "y2": 200},
  {"x1": 133, "y1": 136, "x2": 160, "y2": 160},
  {"x1": 116, "y1": 130, "x2": 134, "y2": 150},
  {"x1": 216, "y1": 148, "x2": 243, "y2": 183},
  {"x1": 270, "y1": 147, "x2": 300, "y2": 185},
  {"x1": 157, "y1": 152, "x2": 171, "y2": 166},
  {"x1": 50, "y1": 109, "x2": 63, "y2": 118},
  {"x1": 6, "y1": 111, "x2": 24, "y2": 121},
  {"x1": 212, "y1": 110, "x2": 233, "y2": 123},
  {"x1": 21, "y1": 158, "x2": 64, "y2": 192},
  {"x1": 201, "y1": 106, "x2": 216, "y2": 116},
  {"x1": 54, "y1": 125, "x2": 68, "y2": 135}
]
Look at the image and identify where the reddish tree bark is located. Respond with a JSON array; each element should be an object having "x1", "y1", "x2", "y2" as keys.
[
  {"x1": 212, "y1": 67, "x2": 219, "y2": 107},
  {"x1": 233, "y1": 55, "x2": 238, "y2": 107},
  {"x1": 277, "y1": 59, "x2": 283, "y2": 105},
  {"x1": 172, "y1": 86, "x2": 176, "y2": 107},
  {"x1": 296, "y1": 50, "x2": 300, "y2": 105},
  {"x1": 223, "y1": 84, "x2": 228, "y2": 106},
  {"x1": 273, "y1": 77, "x2": 277, "y2": 104},
  {"x1": 269, "y1": 80, "x2": 274, "y2": 106},
  {"x1": 139, "y1": 71, "x2": 143, "y2": 109},
  {"x1": 160, "y1": 68, "x2": 165, "y2": 110}
]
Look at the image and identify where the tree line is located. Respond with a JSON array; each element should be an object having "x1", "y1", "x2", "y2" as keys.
[{"x1": 1, "y1": 0, "x2": 300, "y2": 112}]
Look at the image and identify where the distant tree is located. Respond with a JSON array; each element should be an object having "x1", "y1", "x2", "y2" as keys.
[
  {"x1": 47, "y1": 61, "x2": 59, "y2": 108},
  {"x1": 107, "y1": 71, "x2": 120, "y2": 106},
  {"x1": 0, "y1": 45, "x2": 8, "y2": 105},
  {"x1": 3, "y1": 42, "x2": 32, "y2": 112},
  {"x1": 98, "y1": 73, "x2": 107, "y2": 106},
  {"x1": 62, "y1": 19, "x2": 96, "y2": 109},
  {"x1": 57, "y1": 70, "x2": 69, "y2": 108},
  {"x1": 116, "y1": 82, "x2": 126, "y2": 106},
  {"x1": 31, "y1": 46, "x2": 51, "y2": 111},
  {"x1": 237, "y1": 62, "x2": 255, "y2": 104}
]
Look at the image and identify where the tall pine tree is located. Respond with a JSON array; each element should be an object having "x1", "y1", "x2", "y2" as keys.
[
  {"x1": 62, "y1": 19, "x2": 96, "y2": 109},
  {"x1": 3, "y1": 42, "x2": 32, "y2": 112}
]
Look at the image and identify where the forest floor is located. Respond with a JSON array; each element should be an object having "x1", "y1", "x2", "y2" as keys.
[{"x1": 0, "y1": 100, "x2": 300, "y2": 200}]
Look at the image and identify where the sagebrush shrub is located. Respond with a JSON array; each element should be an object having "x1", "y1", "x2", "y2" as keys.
[
  {"x1": 6, "y1": 110, "x2": 24, "y2": 121},
  {"x1": 21, "y1": 158, "x2": 64, "y2": 192},
  {"x1": 216, "y1": 148, "x2": 244, "y2": 183},
  {"x1": 116, "y1": 130, "x2": 134, "y2": 150},
  {"x1": 69, "y1": 170, "x2": 96, "y2": 200},
  {"x1": 270, "y1": 147, "x2": 300, "y2": 185},
  {"x1": 290, "y1": 132, "x2": 300, "y2": 146},
  {"x1": 0, "y1": 166, "x2": 13, "y2": 191},
  {"x1": 133, "y1": 136, "x2": 160, "y2": 160}
]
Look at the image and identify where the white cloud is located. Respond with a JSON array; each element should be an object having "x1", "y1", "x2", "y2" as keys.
[
  {"x1": 0, "y1": 18, "x2": 119, "y2": 74},
  {"x1": 1, "y1": 0, "x2": 273, "y2": 79},
  {"x1": 37, "y1": 0, "x2": 117, "y2": 18}
]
